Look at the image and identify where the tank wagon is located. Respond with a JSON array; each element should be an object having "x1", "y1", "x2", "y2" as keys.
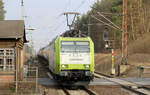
[{"x1": 41, "y1": 37, "x2": 95, "y2": 81}]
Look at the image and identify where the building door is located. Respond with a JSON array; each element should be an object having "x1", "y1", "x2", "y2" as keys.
[{"x1": 0, "y1": 48, "x2": 15, "y2": 71}]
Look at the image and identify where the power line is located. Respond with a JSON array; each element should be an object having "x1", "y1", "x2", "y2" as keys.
[
  {"x1": 97, "y1": 12, "x2": 122, "y2": 30},
  {"x1": 54, "y1": 20, "x2": 66, "y2": 31},
  {"x1": 91, "y1": 15, "x2": 119, "y2": 30},
  {"x1": 43, "y1": 19, "x2": 66, "y2": 43},
  {"x1": 62, "y1": 0, "x2": 71, "y2": 12},
  {"x1": 73, "y1": 0, "x2": 86, "y2": 12},
  {"x1": 43, "y1": 0, "x2": 72, "y2": 31}
]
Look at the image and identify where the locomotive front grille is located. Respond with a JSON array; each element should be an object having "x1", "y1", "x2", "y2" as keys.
[{"x1": 60, "y1": 70, "x2": 92, "y2": 77}]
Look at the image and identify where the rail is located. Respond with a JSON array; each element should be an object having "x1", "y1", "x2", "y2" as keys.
[
  {"x1": 80, "y1": 86, "x2": 97, "y2": 95},
  {"x1": 47, "y1": 72, "x2": 97, "y2": 95},
  {"x1": 94, "y1": 71, "x2": 150, "y2": 95},
  {"x1": 61, "y1": 86, "x2": 97, "y2": 95},
  {"x1": 61, "y1": 87, "x2": 71, "y2": 95}
]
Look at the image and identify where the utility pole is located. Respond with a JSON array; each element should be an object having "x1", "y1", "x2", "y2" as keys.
[
  {"x1": 88, "y1": 16, "x2": 91, "y2": 37},
  {"x1": 121, "y1": 0, "x2": 128, "y2": 65},
  {"x1": 16, "y1": 0, "x2": 25, "y2": 92},
  {"x1": 21, "y1": 0, "x2": 24, "y2": 20},
  {"x1": 130, "y1": 3, "x2": 135, "y2": 40},
  {"x1": 26, "y1": 28, "x2": 36, "y2": 57}
]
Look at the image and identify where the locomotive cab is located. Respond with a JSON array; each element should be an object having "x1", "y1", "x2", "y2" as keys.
[
  {"x1": 56, "y1": 37, "x2": 94, "y2": 81},
  {"x1": 43, "y1": 37, "x2": 94, "y2": 81}
]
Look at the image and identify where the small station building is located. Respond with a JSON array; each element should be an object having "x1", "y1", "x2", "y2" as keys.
[{"x1": 0, "y1": 20, "x2": 27, "y2": 82}]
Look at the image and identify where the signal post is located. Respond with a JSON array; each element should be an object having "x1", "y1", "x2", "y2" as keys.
[{"x1": 111, "y1": 49, "x2": 115, "y2": 75}]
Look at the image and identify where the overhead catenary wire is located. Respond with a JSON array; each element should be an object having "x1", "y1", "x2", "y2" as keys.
[
  {"x1": 38, "y1": 0, "x2": 71, "y2": 31},
  {"x1": 43, "y1": 19, "x2": 66, "y2": 43},
  {"x1": 91, "y1": 15, "x2": 119, "y2": 30},
  {"x1": 86, "y1": 0, "x2": 94, "y2": 9},
  {"x1": 47, "y1": 0, "x2": 72, "y2": 30},
  {"x1": 51, "y1": 0, "x2": 91, "y2": 32},
  {"x1": 54, "y1": 20, "x2": 66, "y2": 31},
  {"x1": 24, "y1": 0, "x2": 69, "y2": 31},
  {"x1": 39, "y1": 0, "x2": 95, "y2": 49},
  {"x1": 92, "y1": 7, "x2": 128, "y2": 64},
  {"x1": 63, "y1": 0, "x2": 71, "y2": 12},
  {"x1": 73, "y1": 0, "x2": 86, "y2": 12},
  {"x1": 38, "y1": 0, "x2": 73, "y2": 45},
  {"x1": 99, "y1": 12, "x2": 123, "y2": 16},
  {"x1": 97, "y1": 12, "x2": 122, "y2": 31}
]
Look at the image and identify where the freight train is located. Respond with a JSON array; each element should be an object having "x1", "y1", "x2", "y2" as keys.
[{"x1": 39, "y1": 36, "x2": 95, "y2": 81}]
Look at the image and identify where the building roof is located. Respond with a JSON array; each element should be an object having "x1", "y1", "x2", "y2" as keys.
[{"x1": 0, "y1": 20, "x2": 27, "y2": 42}]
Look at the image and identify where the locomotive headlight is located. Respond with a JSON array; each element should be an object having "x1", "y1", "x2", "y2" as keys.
[
  {"x1": 62, "y1": 64, "x2": 68, "y2": 68},
  {"x1": 84, "y1": 64, "x2": 90, "y2": 68},
  {"x1": 85, "y1": 71, "x2": 92, "y2": 76}
]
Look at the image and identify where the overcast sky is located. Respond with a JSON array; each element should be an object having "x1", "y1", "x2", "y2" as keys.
[{"x1": 3, "y1": 0, "x2": 96, "y2": 51}]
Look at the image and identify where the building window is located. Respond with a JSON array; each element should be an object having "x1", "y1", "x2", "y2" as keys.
[
  {"x1": 6, "y1": 58, "x2": 14, "y2": 70},
  {"x1": 0, "y1": 50, "x2": 4, "y2": 56},
  {"x1": 0, "y1": 48, "x2": 15, "y2": 71},
  {"x1": 0, "y1": 59, "x2": 4, "y2": 71}
]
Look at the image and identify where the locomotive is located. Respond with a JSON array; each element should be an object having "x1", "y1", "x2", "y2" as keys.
[{"x1": 39, "y1": 36, "x2": 95, "y2": 81}]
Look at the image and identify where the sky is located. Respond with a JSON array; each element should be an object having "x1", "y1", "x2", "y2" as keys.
[{"x1": 3, "y1": 0, "x2": 96, "y2": 52}]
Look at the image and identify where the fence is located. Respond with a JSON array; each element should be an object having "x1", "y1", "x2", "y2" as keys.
[{"x1": 0, "y1": 66, "x2": 38, "y2": 94}]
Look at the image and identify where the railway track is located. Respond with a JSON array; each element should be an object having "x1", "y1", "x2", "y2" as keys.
[
  {"x1": 46, "y1": 69, "x2": 150, "y2": 95},
  {"x1": 47, "y1": 72, "x2": 96, "y2": 95},
  {"x1": 80, "y1": 86, "x2": 97, "y2": 95},
  {"x1": 61, "y1": 86, "x2": 96, "y2": 95},
  {"x1": 94, "y1": 71, "x2": 150, "y2": 95}
]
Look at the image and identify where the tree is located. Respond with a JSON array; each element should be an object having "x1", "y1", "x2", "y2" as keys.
[
  {"x1": 0, "y1": 0, "x2": 6, "y2": 20},
  {"x1": 74, "y1": 0, "x2": 150, "y2": 52}
]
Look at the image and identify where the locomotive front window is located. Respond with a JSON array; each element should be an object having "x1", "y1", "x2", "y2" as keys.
[
  {"x1": 76, "y1": 42, "x2": 90, "y2": 52},
  {"x1": 61, "y1": 41, "x2": 90, "y2": 52},
  {"x1": 61, "y1": 41, "x2": 75, "y2": 52}
]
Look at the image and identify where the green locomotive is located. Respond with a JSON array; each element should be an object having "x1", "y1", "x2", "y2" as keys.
[{"x1": 42, "y1": 37, "x2": 95, "y2": 81}]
